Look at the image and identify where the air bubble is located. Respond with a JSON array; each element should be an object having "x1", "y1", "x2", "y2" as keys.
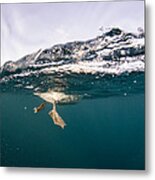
[
  {"x1": 24, "y1": 106, "x2": 27, "y2": 110},
  {"x1": 16, "y1": 147, "x2": 20, "y2": 151},
  {"x1": 133, "y1": 80, "x2": 137, "y2": 84}
]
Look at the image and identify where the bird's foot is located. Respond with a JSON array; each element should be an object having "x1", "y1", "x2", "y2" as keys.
[
  {"x1": 34, "y1": 102, "x2": 46, "y2": 113},
  {"x1": 48, "y1": 105, "x2": 66, "y2": 129}
]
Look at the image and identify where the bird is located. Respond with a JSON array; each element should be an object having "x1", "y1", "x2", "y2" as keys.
[{"x1": 33, "y1": 89, "x2": 80, "y2": 129}]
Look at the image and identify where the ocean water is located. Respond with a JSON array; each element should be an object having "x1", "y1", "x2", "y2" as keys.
[
  {"x1": 0, "y1": 28, "x2": 145, "y2": 169},
  {"x1": 1, "y1": 88, "x2": 144, "y2": 169}
]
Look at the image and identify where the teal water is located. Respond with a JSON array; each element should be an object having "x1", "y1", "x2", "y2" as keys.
[{"x1": 1, "y1": 92, "x2": 145, "y2": 169}]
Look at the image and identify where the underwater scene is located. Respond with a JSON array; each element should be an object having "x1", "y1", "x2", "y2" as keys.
[{"x1": 0, "y1": 1, "x2": 145, "y2": 170}]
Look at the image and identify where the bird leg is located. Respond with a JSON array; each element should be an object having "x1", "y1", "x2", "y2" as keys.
[
  {"x1": 48, "y1": 101, "x2": 66, "y2": 129},
  {"x1": 34, "y1": 102, "x2": 46, "y2": 113}
]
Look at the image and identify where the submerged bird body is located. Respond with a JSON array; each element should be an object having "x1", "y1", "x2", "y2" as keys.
[{"x1": 34, "y1": 90, "x2": 80, "y2": 104}]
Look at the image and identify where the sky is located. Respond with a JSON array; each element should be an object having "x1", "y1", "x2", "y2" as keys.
[{"x1": 1, "y1": 0, "x2": 144, "y2": 65}]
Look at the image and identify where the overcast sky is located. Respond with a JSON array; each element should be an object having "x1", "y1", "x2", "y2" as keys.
[{"x1": 1, "y1": 1, "x2": 144, "y2": 65}]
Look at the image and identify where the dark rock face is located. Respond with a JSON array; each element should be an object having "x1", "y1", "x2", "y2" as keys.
[
  {"x1": 0, "y1": 28, "x2": 145, "y2": 78},
  {"x1": 3, "y1": 61, "x2": 17, "y2": 72}
]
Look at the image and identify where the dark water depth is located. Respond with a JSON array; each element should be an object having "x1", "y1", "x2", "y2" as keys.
[{"x1": 1, "y1": 92, "x2": 145, "y2": 169}]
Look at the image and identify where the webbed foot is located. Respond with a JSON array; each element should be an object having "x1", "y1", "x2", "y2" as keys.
[
  {"x1": 34, "y1": 102, "x2": 46, "y2": 113},
  {"x1": 48, "y1": 102, "x2": 66, "y2": 129}
]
